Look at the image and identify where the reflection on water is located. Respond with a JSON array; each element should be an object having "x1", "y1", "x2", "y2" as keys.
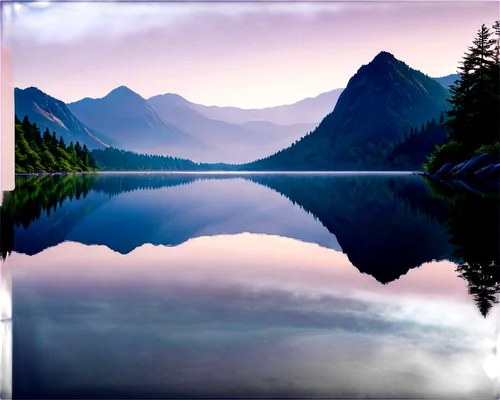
[
  {"x1": 1, "y1": 173, "x2": 499, "y2": 398},
  {"x1": 0, "y1": 262, "x2": 12, "y2": 321},
  {"x1": 0, "y1": 262, "x2": 12, "y2": 400},
  {"x1": 0, "y1": 321, "x2": 12, "y2": 400}
]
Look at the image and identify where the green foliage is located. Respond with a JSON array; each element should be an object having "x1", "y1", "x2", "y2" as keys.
[
  {"x1": 15, "y1": 115, "x2": 96, "y2": 173},
  {"x1": 424, "y1": 21, "x2": 500, "y2": 173},
  {"x1": 423, "y1": 141, "x2": 465, "y2": 173},
  {"x1": 473, "y1": 142, "x2": 500, "y2": 159}
]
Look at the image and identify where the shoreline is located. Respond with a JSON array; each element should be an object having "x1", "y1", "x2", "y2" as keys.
[
  {"x1": 15, "y1": 170, "x2": 420, "y2": 176},
  {"x1": 15, "y1": 171, "x2": 96, "y2": 177}
]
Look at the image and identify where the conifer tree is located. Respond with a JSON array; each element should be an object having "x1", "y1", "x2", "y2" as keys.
[
  {"x1": 59, "y1": 135, "x2": 66, "y2": 150},
  {"x1": 492, "y1": 20, "x2": 500, "y2": 63},
  {"x1": 446, "y1": 23, "x2": 498, "y2": 150}
]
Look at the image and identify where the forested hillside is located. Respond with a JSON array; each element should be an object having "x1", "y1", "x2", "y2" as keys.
[
  {"x1": 91, "y1": 147, "x2": 199, "y2": 171},
  {"x1": 385, "y1": 113, "x2": 448, "y2": 170},
  {"x1": 15, "y1": 115, "x2": 96, "y2": 173}
]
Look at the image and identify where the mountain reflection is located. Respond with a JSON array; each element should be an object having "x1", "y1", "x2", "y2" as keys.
[{"x1": 1, "y1": 173, "x2": 499, "y2": 316}]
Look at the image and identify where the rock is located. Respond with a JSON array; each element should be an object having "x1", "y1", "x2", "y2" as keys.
[
  {"x1": 450, "y1": 161, "x2": 467, "y2": 175},
  {"x1": 453, "y1": 154, "x2": 496, "y2": 177},
  {"x1": 432, "y1": 162, "x2": 455, "y2": 178},
  {"x1": 474, "y1": 164, "x2": 500, "y2": 175}
]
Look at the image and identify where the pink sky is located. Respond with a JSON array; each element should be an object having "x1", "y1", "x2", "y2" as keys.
[{"x1": 3, "y1": 1, "x2": 498, "y2": 108}]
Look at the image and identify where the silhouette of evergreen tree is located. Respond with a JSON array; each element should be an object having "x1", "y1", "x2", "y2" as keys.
[
  {"x1": 425, "y1": 22, "x2": 500, "y2": 172},
  {"x1": 428, "y1": 179, "x2": 500, "y2": 317}
]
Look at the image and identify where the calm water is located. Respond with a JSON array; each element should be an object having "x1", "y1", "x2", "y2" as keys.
[{"x1": 1, "y1": 173, "x2": 499, "y2": 399}]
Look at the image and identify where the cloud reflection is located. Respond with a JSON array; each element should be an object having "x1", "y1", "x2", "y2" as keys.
[{"x1": 7, "y1": 234, "x2": 495, "y2": 341}]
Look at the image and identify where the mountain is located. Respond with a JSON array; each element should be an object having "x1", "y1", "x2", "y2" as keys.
[
  {"x1": 67, "y1": 86, "x2": 205, "y2": 157},
  {"x1": 186, "y1": 88, "x2": 344, "y2": 125},
  {"x1": 148, "y1": 93, "x2": 316, "y2": 163},
  {"x1": 14, "y1": 87, "x2": 111, "y2": 149},
  {"x1": 433, "y1": 74, "x2": 460, "y2": 89},
  {"x1": 245, "y1": 51, "x2": 451, "y2": 171}
]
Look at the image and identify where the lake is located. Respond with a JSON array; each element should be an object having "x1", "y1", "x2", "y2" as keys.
[{"x1": 1, "y1": 173, "x2": 499, "y2": 399}]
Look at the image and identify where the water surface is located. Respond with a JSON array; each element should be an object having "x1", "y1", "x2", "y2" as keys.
[{"x1": 1, "y1": 173, "x2": 498, "y2": 398}]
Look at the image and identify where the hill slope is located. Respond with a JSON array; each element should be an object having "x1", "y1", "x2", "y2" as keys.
[
  {"x1": 15, "y1": 87, "x2": 111, "y2": 149},
  {"x1": 67, "y1": 86, "x2": 204, "y2": 157},
  {"x1": 245, "y1": 51, "x2": 450, "y2": 170}
]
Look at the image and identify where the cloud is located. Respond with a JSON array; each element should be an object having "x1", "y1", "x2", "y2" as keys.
[
  {"x1": 2, "y1": 4, "x2": 12, "y2": 21},
  {"x1": 13, "y1": 2, "x2": 370, "y2": 44}
]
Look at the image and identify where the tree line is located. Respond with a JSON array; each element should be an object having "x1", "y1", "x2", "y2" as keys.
[
  {"x1": 424, "y1": 21, "x2": 500, "y2": 173},
  {"x1": 15, "y1": 115, "x2": 96, "y2": 173},
  {"x1": 90, "y1": 147, "x2": 200, "y2": 171},
  {"x1": 386, "y1": 113, "x2": 447, "y2": 170},
  {"x1": 14, "y1": 117, "x2": 235, "y2": 172}
]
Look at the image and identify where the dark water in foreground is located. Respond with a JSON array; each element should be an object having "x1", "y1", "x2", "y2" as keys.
[{"x1": 0, "y1": 173, "x2": 499, "y2": 399}]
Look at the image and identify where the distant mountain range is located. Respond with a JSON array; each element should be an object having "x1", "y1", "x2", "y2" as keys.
[
  {"x1": 14, "y1": 57, "x2": 457, "y2": 166},
  {"x1": 147, "y1": 93, "x2": 317, "y2": 163},
  {"x1": 15, "y1": 86, "x2": 329, "y2": 163},
  {"x1": 185, "y1": 88, "x2": 345, "y2": 125},
  {"x1": 67, "y1": 86, "x2": 206, "y2": 158},
  {"x1": 433, "y1": 74, "x2": 460, "y2": 89},
  {"x1": 245, "y1": 51, "x2": 451, "y2": 170}
]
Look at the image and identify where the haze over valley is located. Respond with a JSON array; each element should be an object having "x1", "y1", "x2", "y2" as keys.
[{"x1": 15, "y1": 84, "x2": 347, "y2": 163}]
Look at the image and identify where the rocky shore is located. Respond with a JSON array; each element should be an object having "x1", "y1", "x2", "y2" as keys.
[{"x1": 421, "y1": 153, "x2": 500, "y2": 194}]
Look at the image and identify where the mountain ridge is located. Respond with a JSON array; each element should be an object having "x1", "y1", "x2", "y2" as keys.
[
  {"x1": 432, "y1": 73, "x2": 460, "y2": 89},
  {"x1": 186, "y1": 88, "x2": 344, "y2": 125},
  {"x1": 67, "y1": 86, "x2": 206, "y2": 158},
  {"x1": 14, "y1": 87, "x2": 112, "y2": 149},
  {"x1": 16, "y1": 62, "x2": 457, "y2": 166}
]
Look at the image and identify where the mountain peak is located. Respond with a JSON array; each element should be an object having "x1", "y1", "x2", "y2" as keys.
[
  {"x1": 15, "y1": 86, "x2": 60, "y2": 103},
  {"x1": 14, "y1": 84, "x2": 110, "y2": 149},
  {"x1": 106, "y1": 85, "x2": 139, "y2": 98},
  {"x1": 372, "y1": 51, "x2": 397, "y2": 63},
  {"x1": 248, "y1": 50, "x2": 449, "y2": 171},
  {"x1": 16, "y1": 86, "x2": 43, "y2": 94}
]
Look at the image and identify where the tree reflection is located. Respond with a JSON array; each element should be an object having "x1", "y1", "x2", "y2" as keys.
[
  {"x1": 427, "y1": 179, "x2": 500, "y2": 317},
  {"x1": 1, "y1": 174, "x2": 198, "y2": 260}
]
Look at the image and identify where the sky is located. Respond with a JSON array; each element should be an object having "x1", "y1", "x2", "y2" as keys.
[{"x1": 2, "y1": 1, "x2": 499, "y2": 108}]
